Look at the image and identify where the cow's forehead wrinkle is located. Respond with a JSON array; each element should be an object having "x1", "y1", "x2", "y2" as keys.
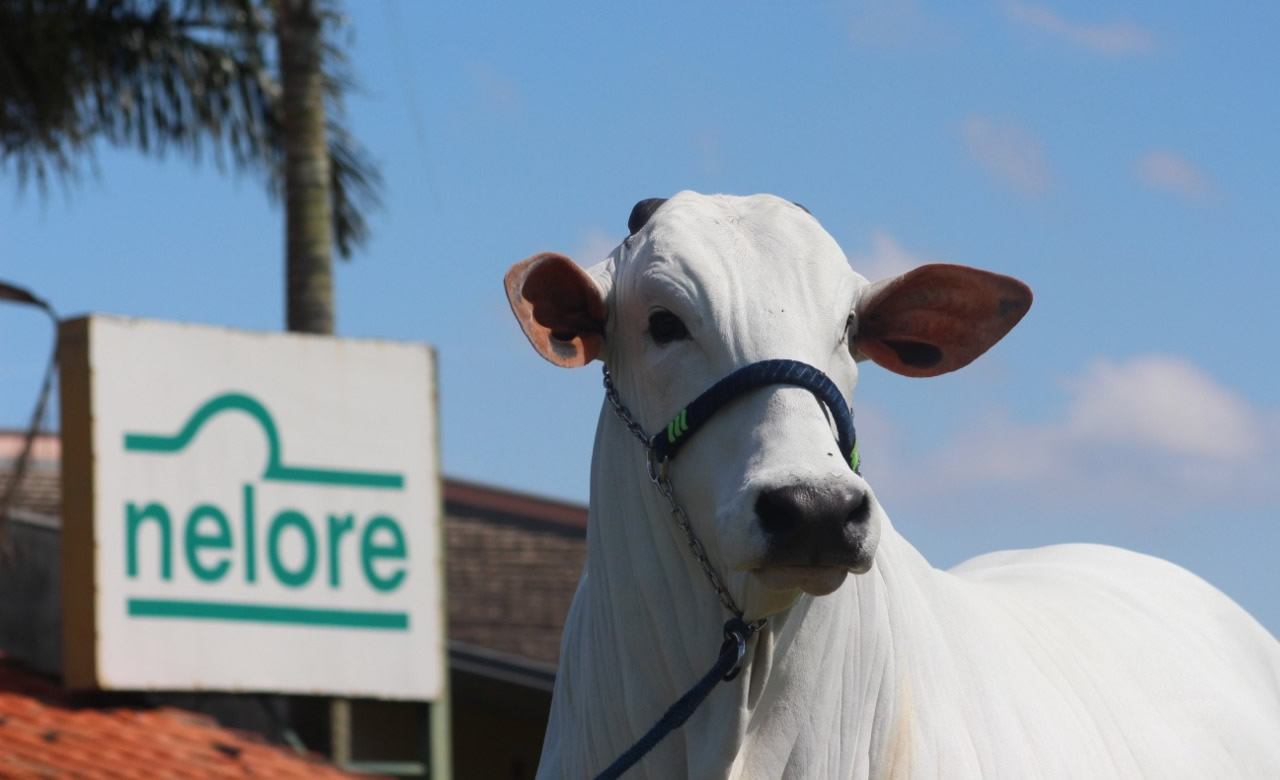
[
  {"x1": 631, "y1": 262, "x2": 714, "y2": 348},
  {"x1": 635, "y1": 214, "x2": 847, "y2": 305},
  {"x1": 627, "y1": 250, "x2": 840, "y2": 354},
  {"x1": 609, "y1": 195, "x2": 860, "y2": 373}
]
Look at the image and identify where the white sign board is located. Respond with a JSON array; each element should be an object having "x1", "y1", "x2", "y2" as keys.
[{"x1": 60, "y1": 315, "x2": 444, "y2": 700}]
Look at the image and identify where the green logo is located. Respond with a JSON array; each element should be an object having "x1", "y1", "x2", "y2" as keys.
[{"x1": 122, "y1": 393, "x2": 411, "y2": 631}]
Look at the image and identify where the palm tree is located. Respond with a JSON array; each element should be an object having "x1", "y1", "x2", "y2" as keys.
[
  {"x1": 0, "y1": 0, "x2": 380, "y2": 333},
  {"x1": 277, "y1": 0, "x2": 333, "y2": 334},
  {"x1": 0, "y1": 0, "x2": 380, "y2": 550}
]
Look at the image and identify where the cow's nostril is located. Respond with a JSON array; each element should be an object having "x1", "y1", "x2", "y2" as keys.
[
  {"x1": 755, "y1": 484, "x2": 866, "y2": 541},
  {"x1": 755, "y1": 487, "x2": 800, "y2": 539},
  {"x1": 845, "y1": 493, "x2": 870, "y2": 529}
]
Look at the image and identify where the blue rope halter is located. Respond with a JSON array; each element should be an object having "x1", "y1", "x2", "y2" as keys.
[{"x1": 650, "y1": 358, "x2": 860, "y2": 474}]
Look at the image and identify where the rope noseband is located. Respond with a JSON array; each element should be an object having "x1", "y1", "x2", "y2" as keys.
[{"x1": 650, "y1": 358, "x2": 860, "y2": 473}]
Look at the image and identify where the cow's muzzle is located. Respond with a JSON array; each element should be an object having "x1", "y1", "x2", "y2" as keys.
[
  {"x1": 751, "y1": 483, "x2": 877, "y2": 593},
  {"x1": 604, "y1": 357, "x2": 863, "y2": 617}
]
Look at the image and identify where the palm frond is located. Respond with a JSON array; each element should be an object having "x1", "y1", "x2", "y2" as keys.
[{"x1": 0, "y1": 0, "x2": 381, "y2": 254}]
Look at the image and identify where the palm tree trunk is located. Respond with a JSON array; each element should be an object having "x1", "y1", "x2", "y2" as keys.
[{"x1": 277, "y1": 0, "x2": 334, "y2": 335}]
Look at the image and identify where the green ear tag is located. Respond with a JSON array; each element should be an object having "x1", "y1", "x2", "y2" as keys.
[{"x1": 850, "y1": 441, "x2": 861, "y2": 472}]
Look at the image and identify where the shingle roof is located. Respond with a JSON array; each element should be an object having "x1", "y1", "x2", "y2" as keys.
[
  {"x1": 0, "y1": 653, "x2": 362, "y2": 779},
  {"x1": 0, "y1": 462, "x2": 59, "y2": 520},
  {"x1": 445, "y1": 479, "x2": 587, "y2": 666}
]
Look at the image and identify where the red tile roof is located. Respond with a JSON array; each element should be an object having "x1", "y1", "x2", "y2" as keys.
[{"x1": 0, "y1": 654, "x2": 365, "y2": 779}]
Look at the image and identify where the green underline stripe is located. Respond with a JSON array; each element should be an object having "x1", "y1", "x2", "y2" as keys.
[{"x1": 127, "y1": 598, "x2": 409, "y2": 630}]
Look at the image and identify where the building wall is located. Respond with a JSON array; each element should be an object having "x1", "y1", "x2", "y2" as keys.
[
  {"x1": 0, "y1": 514, "x2": 62, "y2": 674},
  {"x1": 452, "y1": 669, "x2": 551, "y2": 780}
]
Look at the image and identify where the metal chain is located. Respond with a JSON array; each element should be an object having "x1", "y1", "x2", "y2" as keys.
[
  {"x1": 603, "y1": 368, "x2": 765, "y2": 633},
  {"x1": 603, "y1": 367, "x2": 653, "y2": 449}
]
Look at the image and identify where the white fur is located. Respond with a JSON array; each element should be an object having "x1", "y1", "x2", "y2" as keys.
[{"x1": 531, "y1": 192, "x2": 1280, "y2": 778}]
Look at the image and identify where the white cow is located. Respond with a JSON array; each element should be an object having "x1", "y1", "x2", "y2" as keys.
[{"x1": 505, "y1": 191, "x2": 1280, "y2": 778}]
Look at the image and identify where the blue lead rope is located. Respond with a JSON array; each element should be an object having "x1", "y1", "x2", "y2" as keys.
[
  {"x1": 650, "y1": 359, "x2": 860, "y2": 473},
  {"x1": 593, "y1": 619, "x2": 753, "y2": 780}
]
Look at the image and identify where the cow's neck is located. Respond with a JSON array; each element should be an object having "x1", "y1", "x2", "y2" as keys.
[{"x1": 544, "y1": 403, "x2": 944, "y2": 778}]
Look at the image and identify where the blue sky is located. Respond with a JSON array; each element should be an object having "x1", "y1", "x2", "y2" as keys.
[{"x1": 2, "y1": 1, "x2": 1278, "y2": 631}]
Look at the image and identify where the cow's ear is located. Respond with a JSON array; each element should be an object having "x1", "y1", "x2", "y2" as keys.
[
  {"x1": 505, "y1": 252, "x2": 608, "y2": 368},
  {"x1": 852, "y1": 264, "x2": 1031, "y2": 378}
]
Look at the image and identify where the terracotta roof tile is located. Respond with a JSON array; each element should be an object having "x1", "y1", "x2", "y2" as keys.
[{"x1": 0, "y1": 655, "x2": 369, "y2": 779}]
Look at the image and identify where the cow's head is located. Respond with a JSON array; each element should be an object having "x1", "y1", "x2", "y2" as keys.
[{"x1": 506, "y1": 192, "x2": 1030, "y2": 616}]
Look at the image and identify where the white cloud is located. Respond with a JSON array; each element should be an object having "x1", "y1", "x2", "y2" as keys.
[
  {"x1": 848, "y1": 0, "x2": 952, "y2": 49},
  {"x1": 695, "y1": 127, "x2": 724, "y2": 175},
  {"x1": 871, "y1": 355, "x2": 1278, "y2": 514},
  {"x1": 573, "y1": 228, "x2": 621, "y2": 265},
  {"x1": 1006, "y1": 1, "x2": 1156, "y2": 55},
  {"x1": 848, "y1": 231, "x2": 929, "y2": 282},
  {"x1": 961, "y1": 115, "x2": 1053, "y2": 196},
  {"x1": 1063, "y1": 356, "x2": 1261, "y2": 459},
  {"x1": 468, "y1": 63, "x2": 523, "y2": 115},
  {"x1": 1136, "y1": 150, "x2": 1216, "y2": 201}
]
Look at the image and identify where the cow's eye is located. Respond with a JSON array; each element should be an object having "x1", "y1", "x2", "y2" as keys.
[{"x1": 648, "y1": 310, "x2": 689, "y2": 345}]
